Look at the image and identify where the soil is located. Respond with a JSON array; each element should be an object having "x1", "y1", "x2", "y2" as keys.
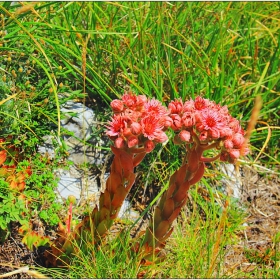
[
  {"x1": 0, "y1": 164, "x2": 279, "y2": 278},
  {"x1": 223, "y1": 165, "x2": 280, "y2": 277},
  {"x1": 0, "y1": 223, "x2": 47, "y2": 279}
]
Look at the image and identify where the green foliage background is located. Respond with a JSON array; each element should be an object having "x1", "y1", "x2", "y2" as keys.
[{"x1": 0, "y1": 1, "x2": 279, "y2": 278}]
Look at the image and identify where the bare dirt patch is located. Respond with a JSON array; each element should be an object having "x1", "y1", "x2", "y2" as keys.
[{"x1": 224, "y1": 165, "x2": 280, "y2": 277}]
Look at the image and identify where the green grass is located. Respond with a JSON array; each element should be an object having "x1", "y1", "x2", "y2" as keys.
[
  {"x1": 1, "y1": 1, "x2": 279, "y2": 163},
  {"x1": 0, "y1": 1, "x2": 280, "y2": 278},
  {"x1": 159, "y1": 185, "x2": 246, "y2": 278}
]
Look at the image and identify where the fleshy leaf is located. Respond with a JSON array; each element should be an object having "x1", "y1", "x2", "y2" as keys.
[
  {"x1": 162, "y1": 198, "x2": 174, "y2": 220},
  {"x1": 102, "y1": 190, "x2": 111, "y2": 210},
  {"x1": 175, "y1": 163, "x2": 188, "y2": 185},
  {"x1": 166, "y1": 182, "x2": 178, "y2": 200},
  {"x1": 107, "y1": 171, "x2": 122, "y2": 194},
  {"x1": 189, "y1": 162, "x2": 205, "y2": 185},
  {"x1": 97, "y1": 220, "x2": 109, "y2": 237},
  {"x1": 155, "y1": 220, "x2": 170, "y2": 240},
  {"x1": 133, "y1": 151, "x2": 146, "y2": 167},
  {"x1": 167, "y1": 207, "x2": 182, "y2": 224},
  {"x1": 0, "y1": 150, "x2": 7, "y2": 165},
  {"x1": 153, "y1": 206, "x2": 162, "y2": 227},
  {"x1": 173, "y1": 181, "x2": 189, "y2": 203},
  {"x1": 187, "y1": 150, "x2": 199, "y2": 172}
]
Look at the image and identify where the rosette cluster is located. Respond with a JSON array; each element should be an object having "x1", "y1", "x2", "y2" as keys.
[
  {"x1": 106, "y1": 92, "x2": 170, "y2": 152},
  {"x1": 167, "y1": 96, "x2": 249, "y2": 163},
  {"x1": 106, "y1": 93, "x2": 249, "y2": 162}
]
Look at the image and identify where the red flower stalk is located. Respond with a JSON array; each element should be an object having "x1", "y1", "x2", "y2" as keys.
[
  {"x1": 45, "y1": 94, "x2": 250, "y2": 267},
  {"x1": 133, "y1": 96, "x2": 249, "y2": 263},
  {"x1": 65, "y1": 195, "x2": 76, "y2": 234},
  {"x1": 45, "y1": 92, "x2": 170, "y2": 266}
]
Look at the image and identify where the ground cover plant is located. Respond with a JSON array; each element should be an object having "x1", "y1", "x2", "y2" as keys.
[{"x1": 0, "y1": 1, "x2": 280, "y2": 279}]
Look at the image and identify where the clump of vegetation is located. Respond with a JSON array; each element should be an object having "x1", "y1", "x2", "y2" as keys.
[{"x1": 0, "y1": 1, "x2": 279, "y2": 279}]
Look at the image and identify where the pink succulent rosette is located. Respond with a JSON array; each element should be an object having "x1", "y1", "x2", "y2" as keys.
[
  {"x1": 106, "y1": 92, "x2": 170, "y2": 152},
  {"x1": 168, "y1": 96, "x2": 249, "y2": 163}
]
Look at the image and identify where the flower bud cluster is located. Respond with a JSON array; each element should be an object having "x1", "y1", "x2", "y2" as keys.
[
  {"x1": 106, "y1": 93, "x2": 249, "y2": 161},
  {"x1": 167, "y1": 96, "x2": 249, "y2": 162},
  {"x1": 106, "y1": 92, "x2": 170, "y2": 152}
]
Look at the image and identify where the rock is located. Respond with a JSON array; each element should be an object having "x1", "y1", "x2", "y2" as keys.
[
  {"x1": 37, "y1": 135, "x2": 57, "y2": 159},
  {"x1": 38, "y1": 101, "x2": 107, "y2": 203},
  {"x1": 60, "y1": 101, "x2": 108, "y2": 166},
  {"x1": 38, "y1": 101, "x2": 139, "y2": 221},
  {"x1": 118, "y1": 200, "x2": 140, "y2": 221},
  {"x1": 219, "y1": 163, "x2": 242, "y2": 199},
  {"x1": 60, "y1": 101, "x2": 95, "y2": 140},
  {"x1": 55, "y1": 165, "x2": 100, "y2": 203}
]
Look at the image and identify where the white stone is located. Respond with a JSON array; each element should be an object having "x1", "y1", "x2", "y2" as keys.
[{"x1": 38, "y1": 101, "x2": 138, "y2": 221}]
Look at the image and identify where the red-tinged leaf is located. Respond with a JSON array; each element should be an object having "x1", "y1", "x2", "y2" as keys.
[
  {"x1": 18, "y1": 223, "x2": 30, "y2": 235},
  {"x1": 17, "y1": 172, "x2": 26, "y2": 182},
  {"x1": 166, "y1": 182, "x2": 177, "y2": 199},
  {"x1": 130, "y1": 242, "x2": 140, "y2": 253},
  {"x1": 189, "y1": 162, "x2": 205, "y2": 185},
  {"x1": 0, "y1": 167, "x2": 8, "y2": 176},
  {"x1": 158, "y1": 192, "x2": 167, "y2": 210},
  {"x1": 175, "y1": 193, "x2": 188, "y2": 209},
  {"x1": 58, "y1": 222, "x2": 66, "y2": 233},
  {"x1": 33, "y1": 235, "x2": 50, "y2": 247},
  {"x1": 137, "y1": 271, "x2": 147, "y2": 278},
  {"x1": 99, "y1": 192, "x2": 104, "y2": 210},
  {"x1": 106, "y1": 171, "x2": 122, "y2": 194},
  {"x1": 110, "y1": 206, "x2": 120, "y2": 219},
  {"x1": 111, "y1": 185, "x2": 128, "y2": 209},
  {"x1": 122, "y1": 159, "x2": 134, "y2": 178},
  {"x1": 129, "y1": 147, "x2": 145, "y2": 153},
  {"x1": 140, "y1": 259, "x2": 154, "y2": 266},
  {"x1": 133, "y1": 151, "x2": 146, "y2": 167},
  {"x1": 125, "y1": 173, "x2": 136, "y2": 191},
  {"x1": 110, "y1": 145, "x2": 121, "y2": 156},
  {"x1": 144, "y1": 241, "x2": 153, "y2": 254},
  {"x1": 160, "y1": 227, "x2": 174, "y2": 243},
  {"x1": 155, "y1": 220, "x2": 170, "y2": 241},
  {"x1": 9, "y1": 180, "x2": 18, "y2": 190},
  {"x1": 96, "y1": 219, "x2": 109, "y2": 237},
  {"x1": 92, "y1": 206, "x2": 98, "y2": 215},
  {"x1": 169, "y1": 171, "x2": 177, "y2": 186},
  {"x1": 162, "y1": 198, "x2": 174, "y2": 220},
  {"x1": 120, "y1": 155, "x2": 134, "y2": 178},
  {"x1": 100, "y1": 206, "x2": 110, "y2": 222},
  {"x1": 167, "y1": 207, "x2": 182, "y2": 224},
  {"x1": 25, "y1": 166, "x2": 32, "y2": 176},
  {"x1": 111, "y1": 146, "x2": 134, "y2": 175},
  {"x1": 172, "y1": 187, "x2": 186, "y2": 203},
  {"x1": 112, "y1": 155, "x2": 123, "y2": 175},
  {"x1": 0, "y1": 150, "x2": 7, "y2": 165},
  {"x1": 187, "y1": 150, "x2": 199, "y2": 172},
  {"x1": 173, "y1": 181, "x2": 189, "y2": 203},
  {"x1": 17, "y1": 181, "x2": 25, "y2": 191},
  {"x1": 175, "y1": 163, "x2": 188, "y2": 185},
  {"x1": 153, "y1": 206, "x2": 162, "y2": 227},
  {"x1": 141, "y1": 250, "x2": 160, "y2": 262},
  {"x1": 102, "y1": 189, "x2": 111, "y2": 210},
  {"x1": 22, "y1": 231, "x2": 50, "y2": 250},
  {"x1": 22, "y1": 233, "x2": 36, "y2": 250},
  {"x1": 142, "y1": 227, "x2": 153, "y2": 247}
]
